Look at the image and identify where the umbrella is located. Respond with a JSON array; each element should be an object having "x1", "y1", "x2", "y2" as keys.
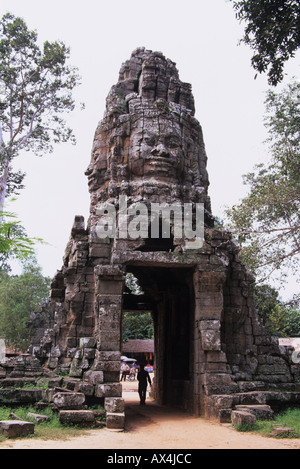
[{"x1": 121, "y1": 356, "x2": 137, "y2": 362}]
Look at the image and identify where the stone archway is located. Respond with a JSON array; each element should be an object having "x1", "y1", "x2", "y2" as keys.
[{"x1": 123, "y1": 266, "x2": 195, "y2": 411}]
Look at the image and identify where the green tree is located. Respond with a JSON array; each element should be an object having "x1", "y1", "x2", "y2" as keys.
[
  {"x1": 231, "y1": 0, "x2": 300, "y2": 85},
  {"x1": 0, "y1": 207, "x2": 43, "y2": 271},
  {"x1": 226, "y1": 80, "x2": 300, "y2": 285},
  {"x1": 122, "y1": 312, "x2": 154, "y2": 341},
  {"x1": 0, "y1": 13, "x2": 81, "y2": 213},
  {"x1": 254, "y1": 283, "x2": 300, "y2": 336},
  {"x1": 0, "y1": 256, "x2": 50, "y2": 351}
]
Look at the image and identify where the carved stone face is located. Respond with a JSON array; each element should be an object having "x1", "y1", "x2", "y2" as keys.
[{"x1": 129, "y1": 114, "x2": 184, "y2": 183}]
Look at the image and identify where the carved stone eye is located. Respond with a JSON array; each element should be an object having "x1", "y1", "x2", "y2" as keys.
[
  {"x1": 165, "y1": 136, "x2": 180, "y2": 149},
  {"x1": 144, "y1": 136, "x2": 156, "y2": 147}
]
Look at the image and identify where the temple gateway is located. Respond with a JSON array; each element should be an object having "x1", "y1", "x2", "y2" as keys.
[{"x1": 1, "y1": 48, "x2": 299, "y2": 428}]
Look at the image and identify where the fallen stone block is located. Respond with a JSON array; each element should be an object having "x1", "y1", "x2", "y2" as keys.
[
  {"x1": 106, "y1": 412, "x2": 125, "y2": 429},
  {"x1": 0, "y1": 420, "x2": 35, "y2": 438},
  {"x1": 9, "y1": 413, "x2": 22, "y2": 421},
  {"x1": 268, "y1": 426, "x2": 295, "y2": 438},
  {"x1": 27, "y1": 412, "x2": 50, "y2": 423},
  {"x1": 235, "y1": 405, "x2": 274, "y2": 420},
  {"x1": 231, "y1": 410, "x2": 256, "y2": 428},
  {"x1": 59, "y1": 410, "x2": 95, "y2": 426},
  {"x1": 53, "y1": 392, "x2": 86, "y2": 409}
]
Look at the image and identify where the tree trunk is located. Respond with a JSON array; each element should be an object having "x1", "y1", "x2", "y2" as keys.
[{"x1": 0, "y1": 123, "x2": 9, "y2": 219}]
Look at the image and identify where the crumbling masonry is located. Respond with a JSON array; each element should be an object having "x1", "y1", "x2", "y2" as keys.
[{"x1": 1, "y1": 48, "x2": 299, "y2": 427}]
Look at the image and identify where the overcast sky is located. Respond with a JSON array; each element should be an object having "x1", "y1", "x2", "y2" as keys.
[{"x1": 1, "y1": 0, "x2": 299, "y2": 298}]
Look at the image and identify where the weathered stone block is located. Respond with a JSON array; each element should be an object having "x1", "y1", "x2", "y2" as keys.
[
  {"x1": 59, "y1": 410, "x2": 95, "y2": 426},
  {"x1": 206, "y1": 394, "x2": 234, "y2": 409},
  {"x1": 105, "y1": 397, "x2": 125, "y2": 413},
  {"x1": 0, "y1": 420, "x2": 35, "y2": 438},
  {"x1": 231, "y1": 410, "x2": 256, "y2": 428},
  {"x1": 53, "y1": 392, "x2": 86, "y2": 409},
  {"x1": 79, "y1": 337, "x2": 97, "y2": 349},
  {"x1": 237, "y1": 392, "x2": 266, "y2": 406},
  {"x1": 199, "y1": 320, "x2": 220, "y2": 331},
  {"x1": 83, "y1": 348, "x2": 96, "y2": 359},
  {"x1": 77, "y1": 382, "x2": 94, "y2": 396},
  {"x1": 84, "y1": 370, "x2": 104, "y2": 385},
  {"x1": 95, "y1": 383, "x2": 122, "y2": 398},
  {"x1": 203, "y1": 373, "x2": 232, "y2": 386},
  {"x1": 106, "y1": 412, "x2": 125, "y2": 429},
  {"x1": 96, "y1": 351, "x2": 121, "y2": 361},
  {"x1": 235, "y1": 405, "x2": 274, "y2": 420},
  {"x1": 27, "y1": 412, "x2": 50, "y2": 423},
  {"x1": 69, "y1": 359, "x2": 83, "y2": 378},
  {"x1": 201, "y1": 329, "x2": 221, "y2": 351},
  {"x1": 103, "y1": 371, "x2": 121, "y2": 383},
  {"x1": 269, "y1": 426, "x2": 295, "y2": 438},
  {"x1": 94, "y1": 360, "x2": 120, "y2": 372},
  {"x1": 0, "y1": 389, "x2": 43, "y2": 405},
  {"x1": 89, "y1": 245, "x2": 111, "y2": 258}
]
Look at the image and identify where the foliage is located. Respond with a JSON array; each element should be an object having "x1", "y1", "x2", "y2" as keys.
[
  {"x1": 226, "y1": 81, "x2": 300, "y2": 285},
  {"x1": 0, "y1": 12, "x2": 81, "y2": 209},
  {"x1": 231, "y1": 0, "x2": 300, "y2": 85},
  {"x1": 125, "y1": 272, "x2": 144, "y2": 295},
  {"x1": 0, "y1": 206, "x2": 43, "y2": 271},
  {"x1": 255, "y1": 284, "x2": 300, "y2": 336},
  {"x1": 245, "y1": 408, "x2": 300, "y2": 438},
  {"x1": 122, "y1": 311, "x2": 154, "y2": 341},
  {"x1": 0, "y1": 256, "x2": 50, "y2": 351},
  {"x1": 266, "y1": 304, "x2": 300, "y2": 337}
]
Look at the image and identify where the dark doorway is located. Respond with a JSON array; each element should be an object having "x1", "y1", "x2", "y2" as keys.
[{"x1": 123, "y1": 266, "x2": 195, "y2": 411}]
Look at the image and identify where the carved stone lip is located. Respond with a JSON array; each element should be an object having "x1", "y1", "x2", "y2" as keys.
[{"x1": 145, "y1": 156, "x2": 176, "y2": 167}]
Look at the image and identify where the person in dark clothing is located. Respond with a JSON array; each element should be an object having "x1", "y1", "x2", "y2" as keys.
[{"x1": 137, "y1": 364, "x2": 152, "y2": 405}]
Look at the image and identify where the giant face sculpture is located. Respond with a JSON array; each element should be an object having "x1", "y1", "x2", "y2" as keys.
[
  {"x1": 129, "y1": 113, "x2": 184, "y2": 183},
  {"x1": 86, "y1": 49, "x2": 210, "y2": 216}
]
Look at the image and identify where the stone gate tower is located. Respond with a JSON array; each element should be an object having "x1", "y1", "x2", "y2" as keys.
[{"x1": 25, "y1": 48, "x2": 300, "y2": 421}]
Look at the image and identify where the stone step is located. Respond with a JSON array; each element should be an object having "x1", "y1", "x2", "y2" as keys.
[
  {"x1": 234, "y1": 404, "x2": 274, "y2": 420},
  {"x1": 231, "y1": 410, "x2": 256, "y2": 428}
]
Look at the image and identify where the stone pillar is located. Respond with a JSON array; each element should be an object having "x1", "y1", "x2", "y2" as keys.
[
  {"x1": 193, "y1": 268, "x2": 236, "y2": 417},
  {"x1": 92, "y1": 265, "x2": 126, "y2": 428},
  {"x1": 92, "y1": 265, "x2": 124, "y2": 396}
]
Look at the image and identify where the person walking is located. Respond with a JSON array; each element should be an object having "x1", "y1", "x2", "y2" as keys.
[{"x1": 137, "y1": 364, "x2": 152, "y2": 405}]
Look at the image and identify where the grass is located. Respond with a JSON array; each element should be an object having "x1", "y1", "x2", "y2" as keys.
[
  {"x1": 236, "y1": 408, "x2": 300, "y2": 439},
  {"x1": 0, "y1": 404, "x2": 105, "y2": 442}
]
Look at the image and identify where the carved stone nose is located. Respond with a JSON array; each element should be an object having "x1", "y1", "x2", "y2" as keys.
[{"x1": 151, "y1": 143, "x2": 169, "y2": 157}]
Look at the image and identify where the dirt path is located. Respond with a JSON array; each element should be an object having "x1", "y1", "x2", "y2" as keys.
[{"x1": 1, "y1": 380, "x2": 300, "y2": 450}]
